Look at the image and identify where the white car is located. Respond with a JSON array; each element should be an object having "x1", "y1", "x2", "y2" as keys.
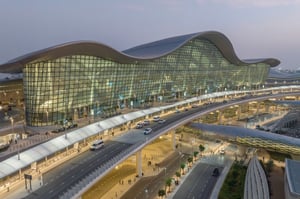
[
  {"x1": 158, "y1": 119, "x2": 166, "y2": 124},
  {"x1": 219, "y1": 149, "x2": 225, "y2": 155},
  {"x1": 153, "y1": 116, "x2": 160, "y2": 122},
  {"x1": 144, "y1": 128, "x2": 153, "y2": 135}
]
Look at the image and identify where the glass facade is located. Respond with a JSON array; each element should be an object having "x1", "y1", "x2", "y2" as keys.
[{"x1": 23, "y1": 38, "x2": 270, "y2": 126}]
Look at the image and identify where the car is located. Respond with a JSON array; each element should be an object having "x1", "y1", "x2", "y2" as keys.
[
  {"x1": 191, "y1": 104, "x2": 198, "y2": 108},
  {"x1": 66, "y1": 123, "x2": 78, "y2": 129},
  {"x1": 144, "y1": 128, "x2": 153, "y2": 135},
  {"x1": 143, "y1": 120, "x2": 150, "y2": 126},
  {"x1": 136, "y1": 123, "x2": 143, "y2": 129},
  {"x1": 212, "y1": 168, "x2": 220, "y2": 176},
  {"x1": 158, "y1": 119, "x2": 166, "y2": 124},
  {"x1": 57, "y1": 127, "x2": 65, "y2": 132},
  {"x1": 153, "y1": 116, "x2": 160, "y2": 122},
  {"x1": 175, "y1": 109, "x2": 180, "y2": 113},
  {"x1": 219, "y1": 149, "x2": 225, "y2": 155}
]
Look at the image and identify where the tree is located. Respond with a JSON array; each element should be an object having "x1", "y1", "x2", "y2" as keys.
[
  {"x1": 188, "y1": 156, "x2": 193, "y2": 167},
  {"x1": 175, "y1": 171, "x2": 181, "y2": 185},
  {"x1": 165, "y1": 178, "x2": 172, "y2": 193},
  {"x1": 158, "y1": 189, "x2": 166, "y2": 198},
  {"x1": 199, "y1": 144, "x2": 205, "y2": 154},
  {"x1": 193, "y1": 151, "x2": 199, "y2": 161},
  {"x1": 180, "y1": 163, "x2": 186, "y2": 175},
  {"x1": 266, "y1": 159, "x2": 274, "y2": 174}
]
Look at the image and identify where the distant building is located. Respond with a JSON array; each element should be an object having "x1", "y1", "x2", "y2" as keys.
[
  {"x1": 266, "y1": 69, "x2": 300, "y2": 86},
  {"x1": 0, "y1": 31, "x2": 279, "y2": 126},
  {"x1": 285, "y1": 159, "x2": 300, "y2": 199}
]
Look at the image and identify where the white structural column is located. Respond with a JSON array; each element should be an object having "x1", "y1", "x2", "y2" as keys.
[
  {"x1": 171, "y1": 131, "x2": 176, "y2": 150},
  {"x1": 136, "y1": 150, "x2": 142, "y2": 177},
  {"x1": 237, "y1": 105, "x2": 241, "y2": 120},
  {"x1": 218, "y1": 111, "x2": 223, "y2": 124}
]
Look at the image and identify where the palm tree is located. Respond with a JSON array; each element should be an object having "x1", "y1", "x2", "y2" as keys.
[
  {"x1": 165, "y1": 178, "x2": 172, "y2": 193},
  {"x1": 188, "y1": 156, "x2": 193, "y2": 167},
  {"x1": 158, "y1": 189, "x2": 166, "y2": 198},
  {"x1": 180, "y1": 163, "x2": 186, "y2": 175},
  {"x1": 199, "y1": 144, "x2": 205, "y2": 155},
  {"x1": 193, "y1": 151, "x2": 199, "y2": 161},
  {"x1": 175, "y1": 171, "x2": 181, "y2": 185}
]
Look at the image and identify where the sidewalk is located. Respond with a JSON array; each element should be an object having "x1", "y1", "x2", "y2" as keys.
[{"x1": 0, "y1": 142, "x2": 92, "y2": 199}]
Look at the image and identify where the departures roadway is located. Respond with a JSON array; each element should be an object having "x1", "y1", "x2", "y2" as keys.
[
  {"x1": 24, "y1": 141, "x2": 132, "y2": 199},
  {"x1": 15, "y1": 92, "x2": 299, "y2": 198},
  {"x1": 22, "y1": 102, "x2": 223, "y2": 199}
]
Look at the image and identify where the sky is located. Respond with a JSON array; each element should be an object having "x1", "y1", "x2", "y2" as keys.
[{"x1": 1, "y1": 0, "x2": 300, "y2": 69}]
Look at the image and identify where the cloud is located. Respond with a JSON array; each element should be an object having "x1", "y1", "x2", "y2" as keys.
[{"x1": 196, "y1": 0, "x2": 300, "y2": 7}]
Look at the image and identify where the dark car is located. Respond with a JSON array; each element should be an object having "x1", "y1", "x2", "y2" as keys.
[
  {"x1": 68, "y1": 123, "x2": 78, "y2": 129},
  {"x1": 143, "y1": 120, "x2": 150, "y2": 126},
  {"x1": 57, "y1": 127, "x2": 65, "y2": 132},
  {"x1": 212, "y1": 168, "x2": 220, "y2": 177}
]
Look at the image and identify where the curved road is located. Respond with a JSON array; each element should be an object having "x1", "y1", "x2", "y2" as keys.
[{"x1": 21, "y1": 92, "x2": 299, "y2": 198}]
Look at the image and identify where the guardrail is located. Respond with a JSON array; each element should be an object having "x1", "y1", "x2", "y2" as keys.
[{"x1": 59, "y1": 139, "x2": 149, "y2": 199}]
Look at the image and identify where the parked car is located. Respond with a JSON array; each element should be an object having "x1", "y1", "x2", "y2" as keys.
[
  {"x1": 144, "y1": 128, "x2": 153, "y2": 135},
  {"x1": 66, "y1": 123, "x2": 78, "y2": 129},
  {"x1": 57, "y1": 127, "x2": 65, "y2": 132}
]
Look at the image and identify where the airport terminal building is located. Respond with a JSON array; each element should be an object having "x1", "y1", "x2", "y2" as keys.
[{"x1": 0, "y1": 31, "x2": 280, "y2": 126}]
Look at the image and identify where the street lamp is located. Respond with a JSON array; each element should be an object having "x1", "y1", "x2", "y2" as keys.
[
  {"x1": 10, "y1": 117, "x2": 14, "y2": 134},
  {"x1": 46, "y1": 110, "x2": 49, "y2": 125},
  {"x1": 10, "y1": 117, "x2": 20, "y2": 160}
]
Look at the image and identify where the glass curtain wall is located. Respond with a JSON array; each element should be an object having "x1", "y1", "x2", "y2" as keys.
[{"x1": 23, "y1": 38, "x2": 270, "y2": 126}]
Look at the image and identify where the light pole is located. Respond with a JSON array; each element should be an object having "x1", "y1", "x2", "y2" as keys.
[
  {"x1": 46, "y1": 110, "x2": 49, "y2": 125},
  {"x1": 11, "y1": 117, "x2": 20, "y2": 160},
  {"x1": 10, "y1": 117, "x2": 14, "y2": 134}
]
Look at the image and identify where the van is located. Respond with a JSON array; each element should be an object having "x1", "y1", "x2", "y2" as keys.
[{"x1": 90, "y1": 140, "x2": 104, "y2": 150}]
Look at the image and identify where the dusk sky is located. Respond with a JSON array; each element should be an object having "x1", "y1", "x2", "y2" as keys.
[{"x1": 1, "y1": 0, "x2": 300, "y2": 69}]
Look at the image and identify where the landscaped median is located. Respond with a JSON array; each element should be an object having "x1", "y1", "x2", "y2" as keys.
[
  {"x1": 218, "y1": 160, "x2": 247, "y2": 199},
  {"x1": 157, "y1": 146, "x2": 203, "y2": 198}
]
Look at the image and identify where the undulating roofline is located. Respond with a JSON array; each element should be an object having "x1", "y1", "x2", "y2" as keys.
[{"x1": 0, "y1": 31, "x2": 280, "y2": 73}]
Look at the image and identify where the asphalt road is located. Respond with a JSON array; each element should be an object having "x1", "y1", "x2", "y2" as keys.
[
  {"x1": 19, "y1": 99, "x2": 241, "y2": 199},
  {"x1": 121, "y1": 152, "x2": 189, "y2": 199},
  {"x1": 14, "y1": 93, "x2": 285, "y2": 198},
  {"x1": 24, "y1": 141, "x2": 132, "y2": 199},
  {"x1": 173, "y1": 163, "x2": 223, "y2": 199}
]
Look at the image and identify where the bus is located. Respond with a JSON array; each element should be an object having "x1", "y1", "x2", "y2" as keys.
[{"x1": 90, "y1": 139, "x2": 104, "y2": 150}]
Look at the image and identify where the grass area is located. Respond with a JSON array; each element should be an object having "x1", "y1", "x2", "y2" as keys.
[
  {"x1": 218, "y1": 162, "x2": 247, "y2": 199},
  {"x1": 267, "y1": 150, "x2": 292, "y2": 162},
  {"x1": 83, "y1": 164, "x2": 136, "y2": 199}
]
